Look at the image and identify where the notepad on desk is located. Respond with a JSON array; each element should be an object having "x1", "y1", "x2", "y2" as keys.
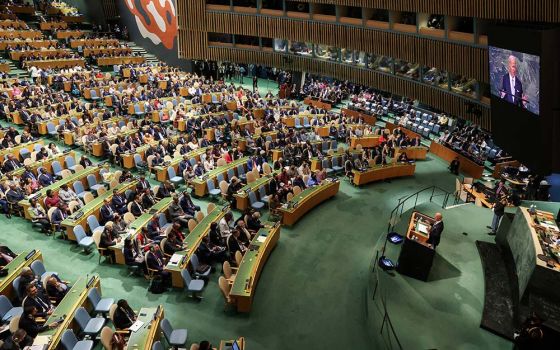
[
  {"x1": 130, "y1": 320, "x2": 144, "y2": 332},
  {"x1": 256, "y1": 235, "x2": 267, "y2": 243},
  {"x1": 169, "y1": 254, "x2": 182, "y2": 265},
  {"x1": 31, "y1": 335, "x2": 51, "y2": 346}
]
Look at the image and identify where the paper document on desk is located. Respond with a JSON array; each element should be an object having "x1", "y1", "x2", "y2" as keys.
[
  {"x1": 32, "y1": 335, "x2": 51, "y2": 346},
  {"x1": 417, "y1": 223, "x2": 429, "y2": 234},
  {"x1": 257, "y1": 235, "x2": 267, "y2": 243},
  {"x1": 130, "y1": 320, "x2": 144, "y2": 332},
  {"x1": 24, "y1": 346, "x2": 47, "y2": 350},
  {"x1": 169, "y1": 254, "x2": 182, "y2": 265}
]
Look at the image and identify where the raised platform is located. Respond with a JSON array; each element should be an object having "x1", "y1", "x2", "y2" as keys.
[{"x1": 367, "y1": 203, "x2": 511, "y2": 349}]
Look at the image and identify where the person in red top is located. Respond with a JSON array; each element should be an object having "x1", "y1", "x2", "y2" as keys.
[{"x1": 44, "y1": 190, "x2": 60, "y2": 209}]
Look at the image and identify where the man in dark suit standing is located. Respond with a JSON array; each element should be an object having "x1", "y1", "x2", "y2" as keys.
[
  {"x1": 500, "y1": 55, "x2": 525, "y2": 107},
  {"x1": 426, "y1": 213, "x2": 444, "y2": 249}
]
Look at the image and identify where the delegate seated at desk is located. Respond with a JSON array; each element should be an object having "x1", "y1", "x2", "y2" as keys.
[
  {"x1": 113, "y1": 299, "x2": 137, "y2": 330},
  {"x1": 19, "y1": 305, "x2": 61, "y2": 339},
  {"x1": 426, "y1": 213, "x2": 444, "y2": 249},
  {"x1": 22, "y1": 284, "x2": 53, "y2": 319}
]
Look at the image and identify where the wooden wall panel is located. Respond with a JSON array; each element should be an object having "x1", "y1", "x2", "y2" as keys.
[
  {"x1": 204, "y1": 12, "x2": 489, "y2": 82},
  {"x1": 178, "y1": 31, "x2": 491, "y2": 129},
  {"x1": 293, "y1": 0, "x2": 560, "y2": 22}
]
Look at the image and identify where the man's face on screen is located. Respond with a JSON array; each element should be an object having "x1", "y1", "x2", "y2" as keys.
[{"x1": 508, "y1": 56, "x2": 517, "y2": 77}]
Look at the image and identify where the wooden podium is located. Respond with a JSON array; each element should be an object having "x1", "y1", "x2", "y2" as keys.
[{"x1": 397, "y1": 212, "x2": 436, "y2": 281}]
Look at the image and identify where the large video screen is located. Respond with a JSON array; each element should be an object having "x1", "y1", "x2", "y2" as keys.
[{"x1": 489, "y1": 46, "x2": 540, "y2": 115}]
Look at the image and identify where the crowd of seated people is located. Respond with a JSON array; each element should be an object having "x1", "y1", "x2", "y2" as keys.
[
  {"x1": 300, "y1": 75, "x2": 354, "y2": 105},
  {"x1": 437, "y1": 123, "x2": 492, "y2": 164},
  {"x1": 5, "y1": 41, "x2": 63, "y2": 52},
  {"x1": 19, "y1": 50, "x2": 81, "y2": 68}
]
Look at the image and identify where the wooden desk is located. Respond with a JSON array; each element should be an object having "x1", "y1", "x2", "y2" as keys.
[
  {"x1": 10, "y1": 49, "x2": 65, "y2": 61},
  {"x1": 39, "y1": 21, "x2": 68, "y2": 30},
  {"x1": 462, "y1": 184, "x2": 492, "y2": 208},
  {"x1": 165, "y1": 206, "x2": 227, "y2": 288},
  {"x1": 96, "y1": 56, "x2": 145, "y2": 66},
  {"x1": 0, "y1": 20, "x2": 27, "y2": 29},
  {"x1": 61, "y1": 180, "x2": 138, "y2": 240},
  {"x1": 126, "y1": 307, "x2": 163, "y2": 350},
  {"x1": 111, "y1": 198, "x2": 173, "y2": 265},
  {"x1": 0, "y1": 250, "x2": 42, "y2": 300},
  {"x1": 314, "y1": 125, "x2": 329, "y2": 137},
  {"x1": 19, "y1": 166, "x2": 101, "y2": 219},
  {"x1": 394, "y1": 147, "x2": 428, "y2": 160},
  {"x1": 56, "y1": 30, "x2": 84, "y2": 39},
  {"x1": 83, "y1": 48, "x2": 132, "y2": 57},
  {"x1": 396, "y1": 212, "x2": 436, "y2": 281},
  {"x1": 350, "y1": 135, "x2": 380, "y2": 148},
  {"x1": 310, "y1": 151, "x2": 358, "y2": 171},
  {"x1": 1, "y1": 151, "x2": 72, "y2": 182},
  {"x1": 304, "y1": 97, "x2": 332, "y2": 110},
  {"x1": 341, "y1": 108, "x2": 377, "y2": 125},
  {"x1": 0, "y1": 40, "x2": 57, "y2": 50},
  {"x1": 122, "y1": 145, "x2": 149, "y2": 169},
  {"x1": 0, "y1": 30, "x2": 41, "y2": 39},
  {"x1": 191, "y1": 157, "x2": 248, "y2": 197},
  {"x1": 70, "y1": 39, "x2": 119, "y2": 48},
  {"x1": 493, "y1": 160, "x2": 520, "y2": 179},
  {"x1": 352, "y1": 163, "x2": 416, "y2": 186},
  {"x1": 37, "y1": 113, "x2": 84, "y2": 135},
  {"x1": 91, "y1": 129, "x2": 138, "y2": 157},
  {"x1": 230, "y1": 223, "x2": 280, "y2": 312},
  {"x1": 154, "y1": 147, "x2": 208, "y2": 182},
  {"x1": 279, "y1": 180, "x2": 340, "y2": 226},
  {"x1": 24, "y1": 59, "x2": 85, "y2": 69},
  {"x1": 385, "y1": 121, "x2": 422, "y2": 140},
  {"x1": 0, "y1": 140, "x2": 43, "y2": 161},
  {"x1": 271, "y1": 149, "x2": 283, "y2": 162},
  {"x1": 0, "y1": 5, "x2": 34, "y2": 14},
  {"x1": 35, "y1": 276, "x2": 100, "y2": 350},
  {"x1": 234, "y1": 171, "x2": 279, "y2": 211},
  {"x1": 429, "y1": 142, "x2": 485, "y2": 179}
]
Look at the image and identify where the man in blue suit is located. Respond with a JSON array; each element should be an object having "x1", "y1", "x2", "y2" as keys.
[
  {"x1": 38, "y1": 169, "x2": 55, "y2": 187},
  {"x1": 111, "y1": 190, "x2": 127, "y2": 215},
  {"x1": 100, "y1": 198, "x2": 116, "y2": 225},
  {"x1": 500, "y1": 55, "x2": 525, "y2": 108}
]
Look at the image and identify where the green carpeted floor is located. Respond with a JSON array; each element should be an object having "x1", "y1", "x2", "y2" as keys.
[{"x1": 0, "y1": 142, "x2": 513, "y2": 349}]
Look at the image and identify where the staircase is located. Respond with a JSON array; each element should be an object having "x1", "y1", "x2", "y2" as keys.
[
  {"x1": 127, "y1": 42, "x2": 160, "y2": 65},
  {"x1": 8, "y1": 61, "x2": 28, "y2": 79}
]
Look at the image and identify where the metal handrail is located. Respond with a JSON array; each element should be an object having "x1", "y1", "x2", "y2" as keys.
[{"x1": 387, "y1": 186, "x2": 455, "y2": 233}]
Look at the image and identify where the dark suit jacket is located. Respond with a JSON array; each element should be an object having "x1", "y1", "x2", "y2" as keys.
[
  {"x1": 19, "y1": 314, "x2": 48, "y2": 338},
  {"x1": 501, "y1": 74, "x2": 524, "y2": 106},
  {"x1": 136, "y1": 180, "x2": 150, "y2": 191},
  {"x1": 39, "y1": 173, "x2": 55, "y2": 186},
  {"x1": 22, "y1": 293, "x2": 52, "y2": 318},
  {"x1": 146, "y1": 220, "x2": 161, "y2": 237},
  {"x1": 113, "y1": 307, "x2": 136, "y2": 330},
  {"x1": 146, "y1": 252, "x2": 164, "y2": 272},
  {"x1": 130, "y1": 202, "x2": 144, "y2": 217},
  {"x1": 112, "y1": 195, "x2": 127, "y2": 213},
  {"x1": 100, "y1": 205, "x2": 115, "y2": 224},
  {"x1": 427, "y1": 221, "x2": 444, "y2": 247},
  {"x1": 50, "y1": 208, "x2": 66, "y2": 224}
]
